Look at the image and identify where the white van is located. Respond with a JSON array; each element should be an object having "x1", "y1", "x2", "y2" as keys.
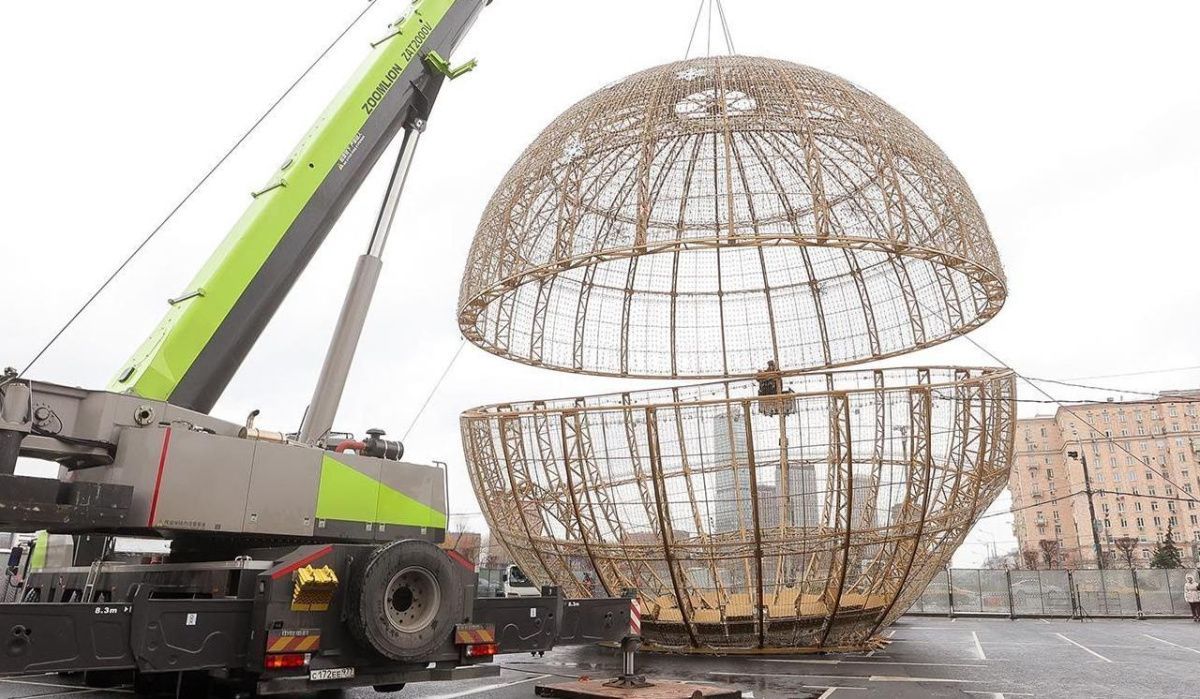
[{"x1": 502, "y1": 564, "x2": 541, "y2": 597}]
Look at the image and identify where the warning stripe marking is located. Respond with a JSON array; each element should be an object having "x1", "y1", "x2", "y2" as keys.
[
  {"x1": 267, "y1": 634, "x2": 321, "y2": 653},
  {"x1": 454, "y1": 626, "x2": 496, "y2": 644}
]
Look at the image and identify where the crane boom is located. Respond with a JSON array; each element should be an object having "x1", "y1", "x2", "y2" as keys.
[{"x1": 109, "y1": 0, "x2": 485, "y2": 414}]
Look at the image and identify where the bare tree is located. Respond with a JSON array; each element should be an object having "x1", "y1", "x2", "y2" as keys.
[
  {"x1": 1039, "y1": 539, "x2": 1060, "y2": 569},
  {"x1": 1114, "y1": 536, "x2": 1139, "y2": 569}
]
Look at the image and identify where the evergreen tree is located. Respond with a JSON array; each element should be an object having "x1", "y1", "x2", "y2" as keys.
[{"x1": 1149, "y1": 525, "x2": 1183, "y2": 569}]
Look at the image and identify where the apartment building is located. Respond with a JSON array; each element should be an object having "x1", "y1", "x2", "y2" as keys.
[{"x1": 1009, "y1": 390, "x2": 1200, "y2": 568}]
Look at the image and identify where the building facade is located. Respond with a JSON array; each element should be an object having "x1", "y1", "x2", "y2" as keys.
[{"x1": 1010, "y1": 391, "x2": 1200, "y2": 568}]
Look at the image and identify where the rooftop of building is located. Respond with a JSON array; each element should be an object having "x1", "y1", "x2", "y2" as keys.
[{"x1": 1016, "y1": 388, "x2": 1200, "y2": 423}]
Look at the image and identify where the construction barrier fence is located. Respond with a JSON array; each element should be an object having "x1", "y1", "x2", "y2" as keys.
[{"x1": 908, "y1": 567, "x2": 1200, "y2": 618}]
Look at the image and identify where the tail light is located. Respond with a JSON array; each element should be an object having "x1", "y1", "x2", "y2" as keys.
[
  {"x1": 464, "y1": 642, "x2": 498, "y2": 658},
  {"x1": 264, "y1": 653, "x2": 308, "y2": 669}
]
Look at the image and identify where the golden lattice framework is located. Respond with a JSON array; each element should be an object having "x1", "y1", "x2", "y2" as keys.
[{"x1": 458, "y1": 55, "x2": 1015, "y2": 652}]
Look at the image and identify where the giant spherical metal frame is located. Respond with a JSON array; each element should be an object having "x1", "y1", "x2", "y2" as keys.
[{"x1": 457, "y1": 55, "x2": 1015, "y2": 652}]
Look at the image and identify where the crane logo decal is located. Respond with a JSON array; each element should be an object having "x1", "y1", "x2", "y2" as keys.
[
  {"x1": 361, "y1": 18, "x2": 433, "y2": 116},
  {"x1": 362, "y1": 62, "x2": 406, "y2": 116}
]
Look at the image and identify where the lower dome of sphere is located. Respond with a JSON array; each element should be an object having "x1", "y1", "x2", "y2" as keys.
[{"x1": 461, "y1": 366, "x2": 1015, "y2": 650}]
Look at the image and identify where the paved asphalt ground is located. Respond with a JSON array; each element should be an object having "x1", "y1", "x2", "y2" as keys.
[{"x1": 3, "y1": 617, "x2": 1200, "y2": 698}]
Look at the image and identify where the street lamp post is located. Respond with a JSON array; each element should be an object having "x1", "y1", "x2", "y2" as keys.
[{"x1": 1067, "y1": 449, "x2": 1105, "y2": 570}]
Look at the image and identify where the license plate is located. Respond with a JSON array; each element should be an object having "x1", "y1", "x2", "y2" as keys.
[{"x1": 309, "y1": 667, "x2": 355, "y2": 681}]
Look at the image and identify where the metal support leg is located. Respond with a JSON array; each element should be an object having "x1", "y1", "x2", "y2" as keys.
[
  {"x1": 603, "y1": 635, "x2": 651, "y2": 689},
  {"x1": 299, "y1": 122, "x2": 425, "y2": 445}
]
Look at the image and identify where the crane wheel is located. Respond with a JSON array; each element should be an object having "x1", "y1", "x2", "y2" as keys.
[{"x1": 347, "y1": 539, "x2": 462, "y2": 662}]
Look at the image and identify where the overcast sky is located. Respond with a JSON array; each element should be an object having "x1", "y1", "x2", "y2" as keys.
[{"x1": 3, "y1": 1, "x2": 1198, "y2": 567}]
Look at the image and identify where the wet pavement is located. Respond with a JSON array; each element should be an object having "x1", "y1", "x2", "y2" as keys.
[{"x1": 4, "y1": 617, "x2": 1200, "y2": 698}]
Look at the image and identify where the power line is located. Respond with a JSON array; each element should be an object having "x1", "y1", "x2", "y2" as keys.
[
  {"x1": 16, "y1": 0, "x2": 382, "y2": 378},
  {"x1": 1060, "y1": 364, "x2": 1200, "y2": 382},
  {"x1": 876, "y1": 272, "x2": 1200, "y2": 509},
  {"x1": 1023, "y1": 375, "x2": 1192, "y2": 398}
]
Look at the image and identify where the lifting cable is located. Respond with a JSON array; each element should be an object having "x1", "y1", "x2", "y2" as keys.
[
  {"x1": 402, "y1": 338, "x2": 467, "y2": 443},
  {"x1": 14, "y1": 0, "x2": 382, "y2": 379},
  {"x1": 684, "y1": 0, "x2": 736, "y2": 58}
]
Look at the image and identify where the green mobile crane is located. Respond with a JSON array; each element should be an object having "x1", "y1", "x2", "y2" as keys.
[{"x1": 0, "y1": 1, "x2": 628, "y2": 694}]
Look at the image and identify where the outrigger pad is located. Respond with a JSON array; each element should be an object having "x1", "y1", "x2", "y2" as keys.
[{"x1": 535, "y1": 679, "x2": 741, "y2": 699}]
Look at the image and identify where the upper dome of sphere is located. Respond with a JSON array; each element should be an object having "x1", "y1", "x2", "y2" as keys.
[{"x1": 458, "y1": 55, "x2": 1005, "y2": 378}]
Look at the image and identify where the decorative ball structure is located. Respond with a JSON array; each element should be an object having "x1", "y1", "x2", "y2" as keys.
[
  {"x1": 458, "y1": 56, "x2": 1006, "y2": 377},
  {"x1": 458, "y1": 56, "x2": 1015, "y2": 652}
]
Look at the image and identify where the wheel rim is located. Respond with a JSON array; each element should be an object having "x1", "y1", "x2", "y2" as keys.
[{"x1": 383, "y1": 566, "x2": 441, "y2": 634}]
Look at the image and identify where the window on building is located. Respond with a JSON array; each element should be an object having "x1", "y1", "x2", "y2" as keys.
[
  {"x1": 1120, "y1": 518, "x2": 1128, "y2": 528},
  {"x1": 1145, "y1": 471, "x2": 1153, "y2": 481},
  {"x1": 1169, "y1": 516, "x2": 1178, "y2": 526},
  {"x1": 1180, "y1": 453, "x2": 1187, "y2": 463},
  {"x1": 1136, "y1": 517, "x2": 1145, "y2": 527},
  {"x1": 1154, "y1": 516, "x2": 1162, "y2": 526},
  {"x1": 1136, "y1": 501, "x2": 1143, "y2": 511},
  {"x1": 1046, "y1": 468, "x2": 1054, "y2": 480},
  {"x1": 1138, "y1": 426, "x2": 1146, "y2": 436},
  {"x1": 1170, "y1": 406, "x2": 1178, "y2": 417},
  {"x1": 1192, "y1": 514, "x2": 1198, "y2": 526},
  {"x1": 1040, "y1": 427, "x2": 1047, "y2": 437}
]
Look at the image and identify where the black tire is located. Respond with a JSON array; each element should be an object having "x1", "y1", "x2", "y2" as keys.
[{"x1": 347, "y1": 540, "x2": 463, "y2": 662}]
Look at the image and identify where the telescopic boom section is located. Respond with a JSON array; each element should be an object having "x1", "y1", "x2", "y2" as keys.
[{"x1": 109, "y1": 0, "x2": 487, "y2": 414}]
